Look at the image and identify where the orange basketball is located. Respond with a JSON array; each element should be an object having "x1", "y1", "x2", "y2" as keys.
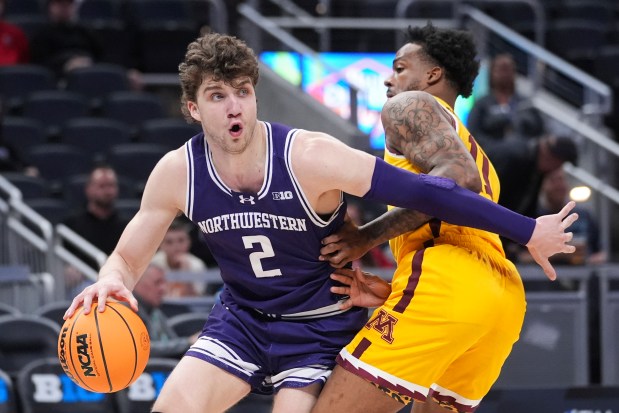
[{"x1": 57, "y1": 301, "x2": 150, "y2": 393}]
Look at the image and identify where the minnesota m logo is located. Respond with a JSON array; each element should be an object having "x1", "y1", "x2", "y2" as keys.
[{"x1": 365, "y1": 309, "x2": 398, "y2": 343}]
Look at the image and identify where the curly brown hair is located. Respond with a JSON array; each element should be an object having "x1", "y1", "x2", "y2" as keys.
[{"x1": 179, "y1": 33, "x2": 260, "y2": 123}]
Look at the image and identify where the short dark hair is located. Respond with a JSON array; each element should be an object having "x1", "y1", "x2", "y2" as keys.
[
  {"x1": 547, "y1": 135, "x2": 578, "y2": 165},
  {"x1": 406, "y1": 23, "x2": 480, "y2": 98}
]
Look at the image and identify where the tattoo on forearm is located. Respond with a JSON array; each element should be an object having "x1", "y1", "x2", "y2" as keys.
[{"x1": 363, "y1": 207, "x2": 430, "y2": 246}]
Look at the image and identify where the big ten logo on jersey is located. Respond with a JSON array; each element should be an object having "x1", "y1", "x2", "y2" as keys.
[
  {"x1": 30, "y1": 373, "x2": 105, "y2": 403},
  {"x1": 127, "y1": 370, "x2": 171, "y2": 402},
  {"x1": 272, "y1": 191, "x2": 293, "y2": 200}
]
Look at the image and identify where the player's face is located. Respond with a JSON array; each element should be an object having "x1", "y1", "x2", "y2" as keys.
[
  {"x1": 187, "y1": 75, "x2": 259, "y2": 154},
  {"x1": 384, "y1": 43, "x2": 432, "y2": 98}
]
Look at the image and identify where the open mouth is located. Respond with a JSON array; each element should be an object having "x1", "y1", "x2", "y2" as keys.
[{"x1": 230, "y1": 124, "x2": 241, "y2": 133}]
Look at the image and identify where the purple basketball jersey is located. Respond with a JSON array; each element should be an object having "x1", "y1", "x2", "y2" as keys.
[
  {"x1": 184, "y1": 121, "x2": 347, "y2": 316},
  {"x1": 183, "y1": 122, "x2": 368, "y2": 394}
]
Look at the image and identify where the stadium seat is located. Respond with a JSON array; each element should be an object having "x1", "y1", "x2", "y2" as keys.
[
  {"x1": 2, "y1": 173, "x2": 51, "y2": 199},
  {"x1": 0, "y1": 302, "x2": 20, "y2": 316},
  {"x1": 556, "y1": 1, "x2": 614, "y2": 30},
  {"x1": 115, "y1": 358, "x2": 178, "y2": 413},
  {"x1": 2, "y1": 117, "x2": 48, "y2": 162},
  {"x1": 0, "y1": 315, "x2": 61, "y2": 377},
  {"x1": 0, "y1": 65, "x2": 55, "y2": 114},
  {"x1": 78, "y1": 0, "x2": 124, "y2": 25},
  {"x1": 136, "y1": 24, "x2": 199, "y2": 73},
  {"x1": 139, "y1": 118, "x2": 201, "y2": 150},
  {"x1": 3, "y1": 0, "x2": 42, "y2": 17},
  {"x1": 16, "y1": 358, "x2": 116, "y2": 413},
  {"x1": 22, "y1": 91, "x2": 90, "y2": 139},
  {"x1": 26, "y1": 197, "x2": 71, "y2": 225},
  {"x1": 1, "y1": 116, "x2": 46, "y2": 163},
  {"x1": 106, "y1": 143, "x2": 168, "y2": 187},
  {"x1": 27, "y1": 144, "x2": 92, "y2": 185},
  {"x1": 0, "y1": 368, "x2": 17, "y2": 413},
  {"x1": 5, "y1": 15, "x2": 47, "y2": 45},
  {"x1": 166, "y1": 312, "x2": 209, "y2": 337},
  {"x1": 91, "y1": 21, "x2": 139, "y2": 68},
  {"x1": 60, "y1": 117, "x2": 132, "y2": 162},
  {"x1": 160, "y1": 301, "x2": 194, "y2": 318},
  {"x1": 101, "y1": 91, "x2": 166, "y2": 136},
  {"x1": 65, "y1": 64, "x2": 130, "y2": 110},
  {"x1": 32, "y1": 300, "x2": 73, "y2": 326},
  {"x1": 129, "y1": 0, "x2": 194, "y2": 29},
  {"x1": 545, "y1": 19, "x2": 610, "y2": 61}
]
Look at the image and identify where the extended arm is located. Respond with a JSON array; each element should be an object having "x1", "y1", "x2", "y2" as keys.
[
  {"x1": 294, "y1": 130, "x2": 576, "y2": 280},
  {"x1": 321, "y1": 91, "x2": 482, "y2": 266},
  {"x1": 64, "y1": 149, "x2": 187, "y2": 318}
]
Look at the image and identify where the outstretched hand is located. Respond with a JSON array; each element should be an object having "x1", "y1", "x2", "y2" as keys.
[
  {"x1": 320, "y1": 215, "x2": 371, "y2": 268},
  {"x1": 526, "y1": 201, "x2": 579, "y2": 281},
  {"x1": 330, "y1": 267, "x2": 391, "y2": 310}
]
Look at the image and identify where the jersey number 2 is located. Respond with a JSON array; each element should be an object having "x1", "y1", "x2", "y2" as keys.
[{"x1": 242, "y1": 235, "x2": 282, "y2": 278}]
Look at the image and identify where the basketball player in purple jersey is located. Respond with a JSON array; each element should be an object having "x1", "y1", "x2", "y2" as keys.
[{"x1": 64, "y1": 32, "x2": 577, "y2": 413}]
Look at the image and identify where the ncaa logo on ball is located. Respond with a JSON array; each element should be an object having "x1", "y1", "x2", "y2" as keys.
[{"x1": 75, "y1": 333, "x2": 97, "y2": 377}]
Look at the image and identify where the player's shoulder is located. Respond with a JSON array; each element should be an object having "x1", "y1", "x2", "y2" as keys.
[
  {"x1": 293, "y1": 129, "x2": 343, "y2": 155},
  {"x1": 288, "y1": 129, "x2": 349, "y2": 173},
  {"x1": 382, "y1": 91, "x2": 439, "y2": 117},
  {"x1": 148, "y1": 147, "x2": 187, "y2": 181}
]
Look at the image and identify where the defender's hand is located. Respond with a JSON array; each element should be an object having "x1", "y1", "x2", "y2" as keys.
[
  {"x1": 526, "y1": 201, "x2": 579, "y2": 281},
  {"x1": 320, "y1": 216, "x2": 372, "y2": 268},
  {"x1": 330, "y1": 267, "x2": 391, "y2": 310}
]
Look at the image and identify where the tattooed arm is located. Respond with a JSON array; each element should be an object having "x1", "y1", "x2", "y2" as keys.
[{"x1": 321, "y1": 91, "x2": 482, "y2": 267}]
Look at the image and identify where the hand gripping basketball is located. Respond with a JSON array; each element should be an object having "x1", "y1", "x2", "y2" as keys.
[{"x1": 58, "y1": 301, "x2": 150, "y2": 393}]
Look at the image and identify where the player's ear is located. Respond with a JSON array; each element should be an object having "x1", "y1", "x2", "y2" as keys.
[
  {"x1": 187, "y1": 101, "x2": 201, "y2": 122},
  {"x1": 427, "y1": 66, "x2": 443, "y2": 85}
]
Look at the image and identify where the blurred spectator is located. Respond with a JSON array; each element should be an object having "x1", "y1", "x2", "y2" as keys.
[
  {"x1": 63, "y1": 165, "x2": 129, "y2": 255},
  {"x1": 62, "y1": 165, "x2": 128, "y2": 297},
  {"x1": 152, "y1": 216, "x2": 207, "y2": 297},
  {"x1": 487, "y1": 134, "x2": 578, "y2": 260},
  {"x1": 30, "y1": 0, "x2": 102, "y2": 79},
  {"x1": 532, "y1": 168, "x2": 606, "y2": 265},
  {"x1": 0, "y1": 0, "x2": 30, "y2": 65},
  {"x1": 189, "y1": 225, "x2": 217, "y2": 267},
  {"x1": 347, "y1": 202, "x2": 394, "y2": 269},
  {"x1": 133, "y1": 263, "x2": 199, "y2": 358},
  {"x1": 467, "y1": 53, "x2": 545, "y2": 149}
]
